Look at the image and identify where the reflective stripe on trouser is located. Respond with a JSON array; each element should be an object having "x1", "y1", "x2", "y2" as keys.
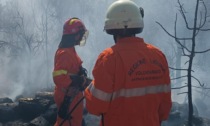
[{"x1": 87, "y1": 83, "x2": 171, "y2": 102}]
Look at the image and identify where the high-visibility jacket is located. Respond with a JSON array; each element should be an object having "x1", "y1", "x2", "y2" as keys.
[
  {"x1": 53, "y1": 47, "x2": 83, "y2": 126},
  {"x1": 85, "y1": 37, "x2": 172, "y2": 126}
]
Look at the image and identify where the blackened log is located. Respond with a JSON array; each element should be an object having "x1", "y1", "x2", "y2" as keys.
[
  {"x1": 15, "y1": 98, "x2": 51, "y2": 121},
  {"x1": 0, "y1": 103, "x2": 18, "y2": 123},
  {"x1": 42, "y1": 104, "x2": 57, "y2": 125},
  {"x1": 3, "y1": 120, "x2": 29, "y2": 126},
  {"x1": 29, "y1": 116, "x2": 50, "y2": 126},
  {"x1": 0, "y1": 98, "x2": 13, "y2": 104},
  {"x1": 35, "y1": 92, "x2": 54, "y2": 104}
]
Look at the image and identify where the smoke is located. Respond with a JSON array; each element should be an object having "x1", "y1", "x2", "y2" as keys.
[{"x1": 0, "y1": 0, "x2": 210, "y2": 118}]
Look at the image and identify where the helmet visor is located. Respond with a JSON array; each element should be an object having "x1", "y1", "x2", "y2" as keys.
[{"x1": 79, "y1": 30, "x2": 89, "y2": 46}]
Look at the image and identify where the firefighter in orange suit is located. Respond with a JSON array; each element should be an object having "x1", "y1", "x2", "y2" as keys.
[
  {"x1": 53, "y1": 17, "x2": 89, "y2": 126},
  {"x1": 85, "y1": 1, "x2": 172, "y2": 126}
]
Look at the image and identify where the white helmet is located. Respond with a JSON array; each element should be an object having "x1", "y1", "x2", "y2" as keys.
[{"x1": 104, "y1": 0, "x2": 144, "y2": 35}]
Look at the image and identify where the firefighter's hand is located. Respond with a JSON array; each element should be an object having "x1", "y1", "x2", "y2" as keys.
[
  {"x1": 78, "y1": 66, "x2": 88, "y2": 77},
  {"x1": 80, "y1": 77, "x2": 92, "y2": 91},
  {"x1": 70, "y1": 75, "x2": 92, "y2": 91}
]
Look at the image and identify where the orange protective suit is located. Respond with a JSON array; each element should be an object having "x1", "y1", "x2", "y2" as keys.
[
  {"x1": 85, "y1": 37, "x2": 172, "y2": 126},
  {"x1": 53, "y1": 47, "x2": 83, "y2": 126}
]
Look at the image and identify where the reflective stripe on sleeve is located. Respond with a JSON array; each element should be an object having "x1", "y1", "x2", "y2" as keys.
[
  {"x1": 88, "y1": 84, "x2": 171, "y2": 102},
  {"x1": 53, "y1": 70, "x2": 68, "y2": 77},
  {"x1": 88, "y1": 83, "x2": 113, "y2": 102}
]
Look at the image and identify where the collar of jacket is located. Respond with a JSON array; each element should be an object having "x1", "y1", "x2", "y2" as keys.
[
  {"x1": 58, "y1": 46, "x2": 76, "y2": 53},
  {"x1": 116, "y1": 37, "x2": 144, "y2": 44}
]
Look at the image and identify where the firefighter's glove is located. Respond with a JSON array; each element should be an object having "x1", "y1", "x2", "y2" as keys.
[
  {"x1": 70, "y1": 75, "x2": 92, "y2": 91},
  {"x1": 81, "y1": 77, "x2": 92, "y2": 91},
  {"x1": 78, "y1": 67, "x2": 88, "y2": 77}
]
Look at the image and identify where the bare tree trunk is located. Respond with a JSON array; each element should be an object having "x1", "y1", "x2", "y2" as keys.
[
  {"x1": 187, "y1": 55, "x2": 194, "y2": 126},
  {"x1": 187, "y1": 0, "x2": 199, "y2": 125}
]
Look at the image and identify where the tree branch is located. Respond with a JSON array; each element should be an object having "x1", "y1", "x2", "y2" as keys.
[
  {"x1": 169, "y1": 66, "x2": 194, "y2": 72},
  {"x1": 156, "y1": 21, "x2": 192, "y2": 41},
  {"x1": 174, "y1": 14, "x2": 191, "y2": 57},
  {"x1": 178, "y1": 0, "x2": 192, "y2": 30},
  {"x1": 171, "y1": 75, "x2": 188, "y2": 80},
  {"x1": 177, "y1": 92, "x2": 188, "y2": 95},
  {"x1": 194, "y1": 90, "x2": 210, "y2": 99},
  {"x1": 185, "y1": 60, "x2": 189, "y2": 65},
  {"x1": 192, "y1": 85, "x2": 210, "y2": 89},
  {"x1": 194, "y1": 48, "x2": 210, "y2": 53},
  {"x1": 178, "y1": 0, "x2": 210, "y2": 31},
  {"x1": 197, "y1": 0, "x2": 210, "y2": 30},
  {"x1": 191, "y1": 75, "x2": 204, "y2": 87},
  {"x1": 200, "y1": 28, "x2": 210, "y2": 31},
  {"x1": 172, "y1": 85, "x2": 187, "y2": 89}
]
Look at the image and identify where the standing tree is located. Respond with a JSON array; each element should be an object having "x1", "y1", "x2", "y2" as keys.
[
  {"x1": 0, "y1": 0, "x2": 44, "y2": 97},
  {"x1": 31, "y1": 0, "x2": 63, "y2": 88},
  {"x1": 156, "y1": 0, "x2": 210, "y2": 125}
]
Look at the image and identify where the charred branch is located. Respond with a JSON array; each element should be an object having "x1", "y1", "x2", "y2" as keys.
[
  {"x1": 171, "y1": 75, "x2": 188, "y2": 80},
  {"x1": 178, "y1": 0, "x2": 191, "y2": 30},
  {"x1": 185, "y1": 60, "x2": 189, "y2": 65},
  {"x1": 194, "y1": 90, "x2": 210, "y2": 101},
  {"x1": 192, "y1": 85, "x2": 210, "y2": 89},
  {"x1": 194, "y1": 48, "x2": 210, "y2": 53},
  {"x1": 174, "y1": 14, "x2": 191, "y2": 57},
  {"x1": 191, "y1": 76, "x2": 204, "y2": 87},
  {"x1": 169, "y1": 67, "x2": 194, "y2": 72},
  {"x1": 172, "y1": 85, "x2": 187, "y2": 89},
  {"x1": 178, "y1": 0, "x2": 210, "y2": 31},
  {"x1": 156, "y1": 21, "x2": 192, "y2": 54},
  {"x1": 177, "y1": 92, "x2": 188, "y2": 95},
  {"x1": 156, "y1": 21, "x2": 192, "y2": 40}
]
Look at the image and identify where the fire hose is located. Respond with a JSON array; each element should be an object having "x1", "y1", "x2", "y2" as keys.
[{"x1": 58, "y1": 67, "x2": 92, "y2": 126}]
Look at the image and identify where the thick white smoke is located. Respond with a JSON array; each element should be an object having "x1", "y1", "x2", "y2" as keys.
[{"x1": 0, "y1": 0, "x2": 210, "y2": 118}]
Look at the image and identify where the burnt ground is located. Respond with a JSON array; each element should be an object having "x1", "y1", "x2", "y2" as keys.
[{"x1": 0, "y1": 92, "x2": 210, "y2": 126}]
